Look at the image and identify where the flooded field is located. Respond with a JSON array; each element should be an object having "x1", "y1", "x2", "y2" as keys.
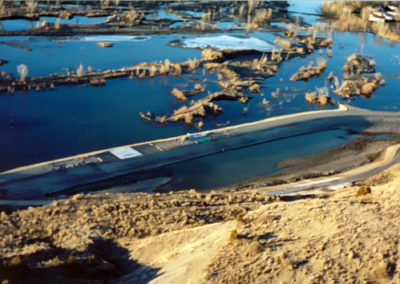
[{"x1": 1, "y1": 0, "x2": 400, "y2": 191}]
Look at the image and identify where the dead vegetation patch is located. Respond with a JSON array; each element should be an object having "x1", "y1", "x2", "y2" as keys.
[{"x1": 290, "y1": 59, "x2": 327, "y2": 81}]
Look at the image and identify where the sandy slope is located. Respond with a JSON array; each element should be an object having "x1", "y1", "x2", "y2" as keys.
[
  {"x1": 2, "y1": 164, "x2": 400, "y2": 283},
  {"x1": 117, "y1": 165, "x2": 400, "y2": 284},
  {"x1": 117, "y1": 221, "x2": 236, "y2": 284}
]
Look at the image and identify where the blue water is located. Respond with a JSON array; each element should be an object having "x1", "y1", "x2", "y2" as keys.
[
  {"x1": 289, "y1": 1, "x2": 322, "y2": 24},
  {"x1": 0, "y1": 35, "x2": 201, "y2": 77},
  {"x1": 162, "y1": 129, "x2": 351, "y2": 191},
  {"x1": 1, "y1": 2, "x2": 400, "y2": 173},
  {"x1": 0, "y1": 16, "x2": 108, "y2": 31}
]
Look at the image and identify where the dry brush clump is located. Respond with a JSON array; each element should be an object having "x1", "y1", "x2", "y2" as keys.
[
  {"x1": 335, "y1": 55, "x2": 384, "y2": 98},
  {"x1": 249, "y1": 83, "x2": 260, "y2": 94},
  {"x1": 343, "y1": 54, "x2": 375, "y2": 75},
  {"x1": 170, "y1": 84, "x2": 206, "y2": 101},
  {"x1": 322, "y1": 2, "x2": 400, "y2": 42},
  {"x1": 305, "y1": 87, "x2": 333, "y2": 106},
  {"x1": 202, "y1": 48, "x2": 225, "y2": 61},
  {"x1": 357, "y1": 185, "x2": 371, "y2": 196},
  {"x1": 334, "y1": 74, "x2": 384, "y2": 98},
  {"x1": 168, "y1": 101, "x2": 222, "y2": 125},
  {"x1": 274, "y1": 39, "x2": 291, "y2": 49},
  {"x1": 171, "y1": 88, "x2": 187, "y2": 101},
  {"x1": 255, "y1": 8, "x2": 272, "y2": 23},
  {"x1": 305, "y1": 91, "x2": 317, "y2": 104},
  {"x1": 372, "y1": 22, "x2": 400, "y2": 42},
  {"x1": 290, "y1": 59, "x2": 327, "y2": 81},
  {"x1": 321, "y1": 2, "x2": 370, "y2": 31}
]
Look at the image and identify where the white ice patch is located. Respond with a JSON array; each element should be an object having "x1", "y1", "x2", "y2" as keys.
[
  {"x1": 182, "y1": 35, "x2": 274, "y2": 51},
  {"x1": 64, "y1": 35, "x2": 151, "y2": 42},
  {"x1": 110, "y1": 147, "x2": 143, "y2": 160}
]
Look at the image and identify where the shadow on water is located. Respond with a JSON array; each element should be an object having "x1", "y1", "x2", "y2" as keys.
[{"x1": 0, "y1": 237, "x2": 161, "y2": 284}]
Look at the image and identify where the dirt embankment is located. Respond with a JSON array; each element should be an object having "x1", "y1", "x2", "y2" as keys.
[
  {"x1": 2, "y1": 162, "x2": 400, "y2": 283},
  {"x1": 232, "y1": 134, "x2": 400, "y2": 190}
]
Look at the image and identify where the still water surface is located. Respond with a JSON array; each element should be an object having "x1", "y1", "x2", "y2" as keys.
[{"x1": 1, "y1": 2, "x2": 399, "y2": 177}]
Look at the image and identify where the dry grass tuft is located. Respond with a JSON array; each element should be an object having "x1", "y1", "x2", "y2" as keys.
[
  {"x1": 318, "y1": 95, "x2": 329, "y2": 106},
  {"x1": 249, "y1": 83, "x2": 260, "y2": 94},
  {"x1": 327, "y1": 71, "x2": 334, "y2": 81},
  {"x1": 140, "y1": 111, "x2": 152, "y2": 121},
  {"x1": 271, "y1": 88, "x2": 280, "y2": 98},
  {"x1": 230, "y1": 229, "x2": 239, "y2": 242},
  {"x1": 236, "y1": 212, "x2": 246, "y2": 223},
  {"x1": 197, "y1": 120, "x2": 204, "y2": 130},
  {"x1": 246, "y1": 21, "x2": 258, "y2": 31},
  {"x1": 202, "y1": 49, "x2": 224, "y2": 61},
  {"x1": 305, "y1": 91, "x2": 317, "y2": 103},
  {"x1": 252, "y1": 8, "x2": 272, "y2": 24},
  {"x1": 274, "y1": 39, "x2": 291, "y2": 49},
  {"x1": 171, "y1": 88, "x2": 187, "y2": 101},
  {"x1": 76, "y1": 63, "x2": 84, "y2": 77},
  {"x1": 173, "y1": 63, "x2": 182, "y2": 76},
  {"x1": 361, "y1": 82, "x2": 376, "y2": 97},
  {"x1": 317, "y1": 59, "x2": 327, "y2": 71},
  {"x1": 357, "y1": 185, "x2": 371, "y2": 196}
]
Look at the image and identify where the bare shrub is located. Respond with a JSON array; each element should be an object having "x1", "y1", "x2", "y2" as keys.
[
  {"x1": 316, "y1": 86, "x2": 329, "y2": 97},
  {"x1": 17, "y1": 64, "x2": 28, "y2": 81},
  {"x1": 77, "y1": 63, "x2": 84, "y2": 77},
  {"x1": 253, "y1": 8, "x2": 272, "y2": 24}
]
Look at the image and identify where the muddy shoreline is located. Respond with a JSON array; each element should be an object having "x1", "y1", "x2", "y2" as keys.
[{"x1": 226, "y1": 133, "x2": 400, "y2": 192}]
